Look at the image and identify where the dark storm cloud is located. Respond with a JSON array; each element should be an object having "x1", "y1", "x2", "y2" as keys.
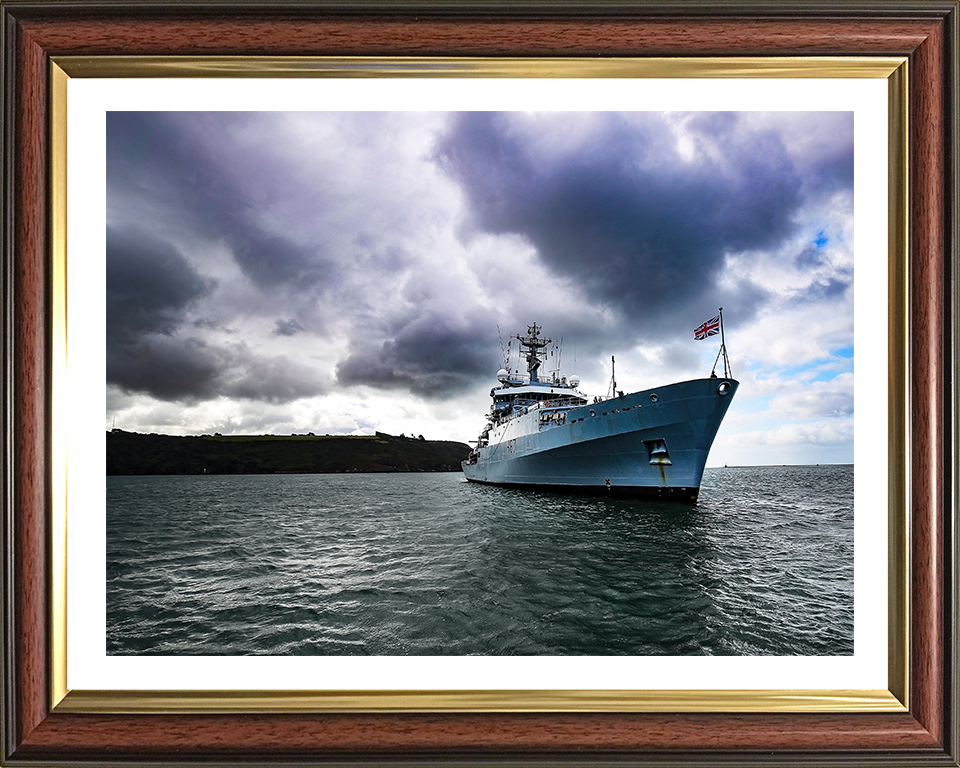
[
  {"x1": 273, "y1": 318, "x2": 305, "y2": 337},
  {"x1": 221, "y1": 346, "x2": 326, "y2": 404},
  {"x1": 109, "y1": 334, "x2": 326, "y2": 404},
  {"x1": 782, "y1": 112, "x2": 854, "y2": 195},
  {"x1": 106, "y1": 226, "x2": 214, "y2": 344},
  {"x1": 795, "y1": 277, "x2": 851, "y2": 303},
  {"x1": 434, "y1": 112, "x2": 834, "y2": 330},
  {"x1": 794, "y1": 246, "x2": 826, "y2": 269},
  {"x1": 108, "y1": 336, "x2": 226, "y2": 401},
  {"x1": 107, "y1": 112, "x2": 337, "y2": 289},
  {"x1": 336, "y1": 309, "x2": 501, "y2": 396},
  {"x1": 806, "y1": 143, "x2": 854, "y2": 194},
  {"x1": 107, "y1": 225, "x2": 220, "y2": 399},
  {"x1": 106, "y1": 110, "x2": 854, "y2": 421},
  {"x1": 107, "y1": 225, "x2": 325, "y2": 404}
]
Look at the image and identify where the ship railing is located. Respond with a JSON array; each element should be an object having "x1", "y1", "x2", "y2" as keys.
[
  {"x1": 531, "y1": 397, "x2": 584, "y2": 411},
  {"x1": 490, "y1": 395, "x2": 585, "y2": 426}
]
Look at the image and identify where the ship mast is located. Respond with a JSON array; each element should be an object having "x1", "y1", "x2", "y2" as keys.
[
  {"x1": 607, "y1": 355, "x2": 616, "y2": 398},
  {"x1": 709, "y1": 307, "x2": 732, "y2": 379},
  {"x1": 719, "y1": 307, "x2": 732, "y2": 378},
  {"x1": 512, "y1": 323, "x2": 552, "y2": 383}
]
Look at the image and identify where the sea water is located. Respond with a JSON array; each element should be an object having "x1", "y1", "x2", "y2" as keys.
[{"x1": 107, "y1": 465, "x2": 853, "y2": 655}]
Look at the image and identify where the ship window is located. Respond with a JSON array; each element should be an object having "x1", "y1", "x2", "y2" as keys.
[
  {"x1": 589, "y1": 409, "x2": 596, "y2": 417},
  {"x1": 650, "y1": 393, "x2": 659, "y2": 403}
]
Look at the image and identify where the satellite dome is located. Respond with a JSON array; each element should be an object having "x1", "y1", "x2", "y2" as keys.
[
  {"x1": 497, "y1": 368, "x2": 509, "y2": 382},
  {"x1": 569, "y1": 375, "x2": 581, "y2": 388}
]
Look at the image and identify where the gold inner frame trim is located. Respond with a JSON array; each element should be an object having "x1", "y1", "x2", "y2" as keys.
[
  {"x1": 54, "y1": 55, "x2": 904, "y2": 79},
  {"x1": 49, "y1": 55, "x2": 910, "y2": 715},
  {"x1": 886, "y1": 61, "x2": 910, "y2": 710},
  {"x1": 50, "y1": 61, "x2": 69, "y2": 709},
  {"x1": 56, "y1": 688, "x2": 905, "y2": 714}
]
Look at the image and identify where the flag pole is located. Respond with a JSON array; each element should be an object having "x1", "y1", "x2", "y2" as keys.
[{"x1": 718, "y1": 306, "x2": 731, "y2": 378}]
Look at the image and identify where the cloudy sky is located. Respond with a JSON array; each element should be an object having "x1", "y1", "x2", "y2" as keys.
[{"x1": 106, "y1": 110, "x2": 853, "y2": 466}]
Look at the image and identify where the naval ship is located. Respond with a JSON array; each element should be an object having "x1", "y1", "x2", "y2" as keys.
[{"x1": 462, "y1": 317, "x2": 738, "y2": 501}]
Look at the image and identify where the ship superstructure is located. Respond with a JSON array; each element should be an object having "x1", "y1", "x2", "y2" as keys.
[{"x1": 462, "y1": 319, "x2": 738, "y2": 501}]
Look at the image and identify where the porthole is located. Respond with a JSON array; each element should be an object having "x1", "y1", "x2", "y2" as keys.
[
  {"x1": 650, "y1": 393, "x2": 659, "y2": 403},
  {"x1": 589, "y1": 409, "x2": 596, "y2": 417},
  {"x1": 718, "y1": 382, "x2": 731, "y2": 396}
]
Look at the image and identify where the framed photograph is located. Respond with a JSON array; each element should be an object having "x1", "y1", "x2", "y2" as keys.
[{"x1": 2, "y1": 2, "x2": 957, "y2": 766}]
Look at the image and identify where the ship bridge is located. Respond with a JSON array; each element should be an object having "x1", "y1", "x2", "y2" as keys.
[
  {"x1": 490, "y1": 382, "x2": 587, "y2": 425},
  {"x1": 490, "y1": 323, "x2": 586, "y2": 422}
]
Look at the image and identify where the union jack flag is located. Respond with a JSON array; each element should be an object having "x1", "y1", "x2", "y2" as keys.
[{"x1": 694, "y1": 315, "x2": 720, "y2": 340}]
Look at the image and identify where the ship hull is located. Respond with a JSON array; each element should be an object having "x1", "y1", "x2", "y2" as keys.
[
  {"x1": 461, "y1": 478, "x2": 703, "y2": 502},
  {"x1": 462, "y1": 377, "x2": 737, "y2": 502}
]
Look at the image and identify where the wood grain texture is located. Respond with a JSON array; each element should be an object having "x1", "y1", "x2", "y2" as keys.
[
  {"x1": 14, "y1": 712, "x2": 942, "y2": 754},
  {"x1": 2, "y1": 3, "x2": 956, "y2": 765},
  {"x1": 12, "y1": 22, "x2": 49, "y2": 748},
  {"x1": 908, "y1": 14, "x2": 947, "y2": 748},
  {"x1": 17, "y1": 16, "x2": 942, "y2": 56}
]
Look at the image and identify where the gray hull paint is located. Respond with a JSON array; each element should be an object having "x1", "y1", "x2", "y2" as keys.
[{"x1": 462, "y1": 378, "x2": 737, "y2": 498}]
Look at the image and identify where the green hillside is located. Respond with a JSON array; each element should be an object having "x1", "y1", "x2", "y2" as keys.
[{"x1": 107, "y1": 430, "x2": 470, "y2": 476}]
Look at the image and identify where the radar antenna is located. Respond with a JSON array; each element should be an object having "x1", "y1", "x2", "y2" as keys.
[{"x1": 512, "y1": 323, "x2": 552, "y2": 383}]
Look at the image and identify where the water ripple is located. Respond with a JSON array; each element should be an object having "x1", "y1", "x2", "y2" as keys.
[{"x1": 107, "y1": 466, "x2": 853, "y2": 655}]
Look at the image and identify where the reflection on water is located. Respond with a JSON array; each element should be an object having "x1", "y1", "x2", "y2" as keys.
[{"x1": 107, "y1": 466, "x2": 853, "y2": 655}]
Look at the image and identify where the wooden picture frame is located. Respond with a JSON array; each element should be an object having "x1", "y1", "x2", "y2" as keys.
[{"x1": 2, "y1": 2, "x2": 957, "y2": 765}]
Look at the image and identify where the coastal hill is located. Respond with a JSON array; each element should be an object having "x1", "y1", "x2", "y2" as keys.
[{"x1": 107, "y1": 430, "x2": 471, "y2": 476}]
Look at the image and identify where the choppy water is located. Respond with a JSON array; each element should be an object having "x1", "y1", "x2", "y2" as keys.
[{"x1": 107, "y1": 465, "x2": 853, "y2": 655}]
